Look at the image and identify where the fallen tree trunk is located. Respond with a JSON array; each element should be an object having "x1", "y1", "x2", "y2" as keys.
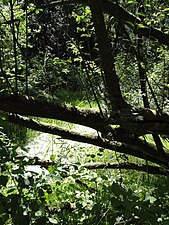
[{"x1": 1, "y1": 94, "x2": 169, "y2": 169}]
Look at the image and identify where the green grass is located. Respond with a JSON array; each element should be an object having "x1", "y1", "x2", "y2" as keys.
[
  {"x1": 141, "y1": 134, "x2": 169, "y2": 152},
  {"x1": 3, "y1": 89, "x2": 167, "y2": 191},
  {"x1": 54, "y1": 88, "x2": 99, "y2": 108}
]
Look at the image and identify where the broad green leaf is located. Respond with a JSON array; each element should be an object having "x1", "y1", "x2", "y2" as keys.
[
  {"x1": 50, "y1": 154, "x2": 56, "y2": 161},
  {"x1": 49, "y1": 217, "x2": 58, "y2": 224}
]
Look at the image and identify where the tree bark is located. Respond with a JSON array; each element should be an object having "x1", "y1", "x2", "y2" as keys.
[{"x1": 1, "y1": 95, "x2": 169, "y2": 168}]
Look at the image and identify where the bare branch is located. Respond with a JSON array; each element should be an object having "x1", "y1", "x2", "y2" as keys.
[
  {"x1": 1, "y1": 93, "x2": 169, "y2": 135},
  {"x1": 83, "y1": 162, "x2": 169, "y2": 176},
  {"x1": 10, "y1": 0, "x2": 18, "y2": 94},
  {"x1": 7, "y1": 113, "x2": 169, "y2": 166},
  {"x1": 15, "y1": 155, "x2": 169, "y2": 176},
  {"x1": 0, "y1": 94, "x2": 106, "y2": 132}
]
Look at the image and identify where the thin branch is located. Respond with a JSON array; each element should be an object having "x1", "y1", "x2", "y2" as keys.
[
  {"x1": 10, "y1": 0, "x2": 18, "y2": 94},
  {"x1": 0, "y1": 94, "x2": 106, "y2": 132},
  {"x1": 136, "y1": 29, "x2": 165, "y2": 153},
  {"x1": 15, "y1": 155, "x2": 169, "y2": 176},
  {"x1": 83, "y1": 162, "x2": 169, "y2": 176},
  {"x1": 146, "y1": 76, "x2": 161, "y2": 110},
  {"x1": 25, "y1": 0, "x2": 29, "y2": 95}
]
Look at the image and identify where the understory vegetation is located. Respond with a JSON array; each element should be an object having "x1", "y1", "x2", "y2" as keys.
[
  {"x1": 1, "y1": 0, "x2": 169, "y2": 224},
  {"x1": 1, "y1": 125, "x2": 169, "y2": 225}
]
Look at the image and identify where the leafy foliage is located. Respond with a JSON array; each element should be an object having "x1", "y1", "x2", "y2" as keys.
[
  {"x1": 0, "y1": 129, "x2": 169, "y2": 224},
  {"x1": 1, "y1": 0, "x2": 169, "y2": 224}
]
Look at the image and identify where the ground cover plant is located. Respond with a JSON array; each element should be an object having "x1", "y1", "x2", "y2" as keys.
[{"x1": 0, "y1": 0, "x2": 169, "y2": 224}]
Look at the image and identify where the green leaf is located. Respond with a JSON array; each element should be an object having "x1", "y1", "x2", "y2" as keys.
[
  {"x1": 163, "y1": 8, "x2": 169, "y2": 12},
  {"x1": 145, "y1": 4, "x2": 151, "y2": 7},
  {"x1": 145, "y1": 195, "x2": 157, "y2": 203},
  {"x1": 49, "y1": 217, "x2": 58, "y2": 224},
  {"x1": 128, "y1": 0, "x2": 137, "y2": 4},
  {"x1": 50, "y1": 154, "x2": 56, "y2": 161},
  {"x1": 61, "y1": 68, "x2": 69, "y2": 74},
  {"x1": 126, "y1": 21, "x2": 135, "y2": 27},
  {"x1": 80, "y1": 33, "x2": 89, "y2": 38},
  {"x1": 137, "y1": 12, "x2": 145, "y2": 17},
  {"x1": 48, "y1": 165, "x2": 55, "y2": 172},
  {"x1": 35, "y1": 210, "x2": 42, "y2": 217},
  {"x1": 85, "y1": 7, "x2": 91, "y2": 15},
  {"x1": 138, "y1": 23, "x2": 147, "y2": 28},
  {"x1": 0, "y1": 213, "x2": 9, "y2": 225},
  {"x1": 0, "y1": 112, "x2": 8, "y2": 121},
  {"x1": 146, "y1": 21, "x2": 152, "y2": 26}
]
